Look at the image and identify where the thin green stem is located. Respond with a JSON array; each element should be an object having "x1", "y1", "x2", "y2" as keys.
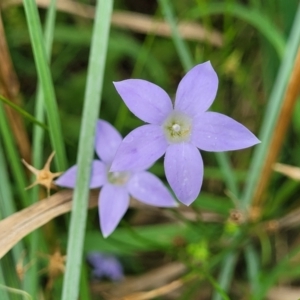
[{"x1": 0, "y1": 95, "x2": 48, "y2": 130}]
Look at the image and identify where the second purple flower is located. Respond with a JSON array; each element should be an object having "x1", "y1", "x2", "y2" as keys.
[{"x1": 56, "y1": 120, "x2": 177, "y2": 237}]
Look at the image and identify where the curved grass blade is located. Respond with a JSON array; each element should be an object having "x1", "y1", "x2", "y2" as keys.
[
  {"x1": 0, "y1": 95, "x2": 48, "y2": 131},
  {"x1": 0, "y1": 284, "x2": 32, "y2": 300}
]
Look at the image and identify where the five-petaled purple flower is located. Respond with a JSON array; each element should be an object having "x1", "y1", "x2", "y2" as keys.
[
  {"x1": 87, "y1": 252, "x2": 124, "y2": 281},
  {"x1": 56, "y1": 120, "x2": 177, "y2": 237},
  {"x1": 110, "y1": 61, "x2": 260, "y2": 205}
]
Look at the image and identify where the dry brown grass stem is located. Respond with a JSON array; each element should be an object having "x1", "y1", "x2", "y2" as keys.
[
  {"x1": 267, "y1": 286, "x2": 300, "y2": 300},
  {"x1": 273, "y1": 163, "x2": 300, "y2": 180},
  {"x1": 277, "y1": 205, "x2": 300, "y2": 229},
  {"x1": 252, "y1": 48, "x2": 300, "y2": 206},
  {"x1": 0, "y1": 190, "x2": 98, "y2": 258},
  {"x1": 1, "y1": 0, "x2": 223, "y2": 46},
  {"x1": 0, "y1": 11, "x2": 31, "y2": 162},
  {"x1": 121, "y1": 279, "x2": 183, "y2": 300}
]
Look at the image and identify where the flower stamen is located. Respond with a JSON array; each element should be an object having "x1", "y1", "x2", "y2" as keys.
[{"x1": 172, "y1": 124, "x2": 181, "y2": 132}]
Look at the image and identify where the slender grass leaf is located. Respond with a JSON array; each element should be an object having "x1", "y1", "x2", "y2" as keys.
[
  {"x1": 22, "y1": 0, "x2": 66, "y2": 170},
  {"x1": 61, "y1": 1, "x2": 113, "y2": 299},
  {"x1": 0, "y1": 95, "x2": 48, "y2": 130}
]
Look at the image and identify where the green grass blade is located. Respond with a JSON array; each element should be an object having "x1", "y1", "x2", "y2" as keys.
[
  {"x1": 159, "y1": 0, "x2": 193, "y2": 68},
  {"x1": 215, "y1": 153, "x2": 238, "y2": 196},
  {"x1": 212, "y1": 252, "x2": 237, "y2": 300},
  {"x1": 241, "y1": 4, "x2": 300, "y2": 208},
  {"x1": 0, "y1": 268, "x2": 9, "y2": 300},
  {"x1": 0, "y1": 140, "x2": 18, "y2": 218},
  {"x1": 158, "y1": 0, "x2": 238, "y2": 196},
  {"x1": 0, "y1": 141, "x2": 22, "y2": 300},
  {"x1": 0, "y1": 104, "x2": 31, "y2": 294},
  {"x1": 245, "y1": 244, "x2": 260, "y2": 295},
  {"x1": 0, "y1": 283, "x2": 32, "y2": 300},
  {"x1": 0, "y1": 104, "x2": 30, "y2": 207},
  {"x1": 79, "y1": 262, "x2": 91, "y2": 300},
  {"x1": 206, "y1": 273, "x2": 230, "y2": 300},
  {"x1": 25, "y1": 0, "x2": 58, "y2": 297},
  {"x1": 0, "y1": 139, "x2": 23, "y2": 260},
  {"x1": 61, "y1": 1, "x2": 113, "y2": 299},
  {"x1": 0, "y1": 95, "x2": 48, "y2": 130},
  {"x1": 22, "y1": 0, "x2": 67, "y2": 170}
]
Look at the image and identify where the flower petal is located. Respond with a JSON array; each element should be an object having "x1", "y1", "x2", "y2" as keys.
[
  {"x1": 113, "y1": 79, "x2": 173, "y2": 125},
  {"x1": 55, "y1": 165, "x2": 78, "y2": 188},
  {"x1": 174, "y1": 61, "x2": 218, "y2": 117},
  {"x1": 55, "y1": 160, "x2": 106, "y2": 188},
  {"x1": 99, "y1": 184, "x2": 130, "y2": 238},
  {"x1": 90, "y1": 160, "x2": 108, "y2": 188},
  {"x1": 164, "y1": 143, "x2": 203, "y2": 205},
  {"x1": 110, "y1": 125, "x2": 168, "y2": 172},
  {"x1": 128, "y1": 171, "x2": 177, "y2": 207},
  {"x1": 191, "y1": 112, "x2": 260, "y2": 152},
  {"x1": 95, "y1": 119, "x2": 122, "y2": 163}
]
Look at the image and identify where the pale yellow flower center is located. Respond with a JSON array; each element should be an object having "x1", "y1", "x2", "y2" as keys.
[
  {"x1": 107, "y1": 171, "x2": 130, "y2": 186},
  {"x1": 163, "y1": 111, "x2": 192, "y2": 143}
]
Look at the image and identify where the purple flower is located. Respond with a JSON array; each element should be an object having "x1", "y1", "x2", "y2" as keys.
[
  {"x1": 55, "y1": 120, "x2": 177, "y2": 237},
  {"x1": 110, "y1": 61, "x2": 260, "y2": 205},
  {"x1": 87, "y1": 252, "x2": 123, "y2": 281}
]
